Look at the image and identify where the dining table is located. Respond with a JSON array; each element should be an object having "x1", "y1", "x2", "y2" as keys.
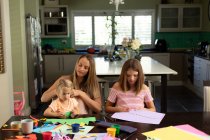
[
  {"x1": 94, "y1": 56, "x2": 178, "y2": 113},
  {"x1": 1, "y1": 112, "x2": 210, "y2": 140}
]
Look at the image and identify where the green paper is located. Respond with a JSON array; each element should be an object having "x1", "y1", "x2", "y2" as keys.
[{"x1": 46, "y1": 117, "x2": 96, "y2": 125}]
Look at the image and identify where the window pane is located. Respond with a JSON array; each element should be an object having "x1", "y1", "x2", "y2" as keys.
[
  {"x1": 135, "y1": 16, "x2": 152, "y2": 44},
  {"x1": 115, "y1": 16, "x2": 132, "y2": 45},
  {"x1": 94, "y1": 16, "x2": 111, "y2": 45},
  {"x1": 74, "y1": 16, "x2": 92, "y2": 45}
]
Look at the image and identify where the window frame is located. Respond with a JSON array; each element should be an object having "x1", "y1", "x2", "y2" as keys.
[{"x1": 71, "y1": 10, "x2": 156, "y2": 49}]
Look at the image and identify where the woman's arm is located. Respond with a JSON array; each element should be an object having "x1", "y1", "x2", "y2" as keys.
[
  {"x1": 145, "y1": 101, "x2": 156, "y2": 112},
  {"x1": 105, "y1": 101, "x2": 129, "y2": 113},
  {"x1": 41, "y1": 76, "x2": 66, "y2": 102},
  {"x1": 72, "y1": 89, "x2": 102, "y2": 113}
]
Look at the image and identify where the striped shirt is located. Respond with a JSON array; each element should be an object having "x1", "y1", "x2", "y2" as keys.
[{"x1": 107, "y1": 88, "x2": 153, "y2": 110}]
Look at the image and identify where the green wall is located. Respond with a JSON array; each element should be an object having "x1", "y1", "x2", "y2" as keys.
[
  {"x1": 41, "y1": 36, "x2": 72, "y2": 49},
  {"x1": 155, "y1": 32, "x2": 210, "y2": 49}
]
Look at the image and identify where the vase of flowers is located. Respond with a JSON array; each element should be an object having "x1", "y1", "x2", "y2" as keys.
[{"x1": 122, "y1": 37, "x2": 142, "y2": 60}]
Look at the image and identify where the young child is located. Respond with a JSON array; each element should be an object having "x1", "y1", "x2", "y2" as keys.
[
  {"x1": 43, "y1": 79, "x2": 79, "y2": 118},
  {"x1": 105, "y1": 58, "x2": 156, "y2": 113}
]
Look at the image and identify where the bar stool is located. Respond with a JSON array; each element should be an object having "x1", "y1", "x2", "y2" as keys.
[
  {"x1": 203, "y1": 81, "x2": 210, "y2": 112},
  {"x1": 98, "y1": 78, "x2": 109, "y2": 114},
  {"x1": 145, "y1": 76, "x2": 161, "y2": 98}
]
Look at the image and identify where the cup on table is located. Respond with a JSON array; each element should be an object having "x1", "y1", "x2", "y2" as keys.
[
  {"x1": 10, "y1": 121, "x2": 21, "y2": 130},
  {"x1": 71, "y1": 123, "x2": 80, "y2": 133},
  {"x1": 42, "y1": 131, "x2": 52, "y2": 140},
  {"x1": 111, "y1": 124, "x2": 120, "y2": 135},
  {"x1": 107, "y1": 127, "x2": 116, "y2": 137},
  {"x1": 21, "y1": 119, "x2": 33, "y2": 134}
]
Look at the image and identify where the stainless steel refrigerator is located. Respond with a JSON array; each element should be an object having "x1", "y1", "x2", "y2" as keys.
[{"x1": 25, "y1": 15, "x2": 43, "y2": 110}]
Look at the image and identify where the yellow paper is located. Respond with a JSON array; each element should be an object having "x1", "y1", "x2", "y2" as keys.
[{"x1": 142, "y1": 126, "x2": 203, "y2": 140}]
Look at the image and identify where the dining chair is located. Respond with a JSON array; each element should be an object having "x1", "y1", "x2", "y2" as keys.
[
  {"x1": 203, "y1": 81, "x2": 210, "y2": 112},
  {"x1": 98, "y1": 78, "x2": 109, "y2": 114}
]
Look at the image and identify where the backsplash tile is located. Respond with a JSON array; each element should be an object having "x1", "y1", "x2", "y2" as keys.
[{"x1": 155, "y1": 32, "x2": 210, "y2": 49}]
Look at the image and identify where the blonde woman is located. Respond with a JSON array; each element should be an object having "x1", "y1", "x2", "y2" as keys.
[{"x1": 41, "y1": 54, "x2": 102, "y2": 114}]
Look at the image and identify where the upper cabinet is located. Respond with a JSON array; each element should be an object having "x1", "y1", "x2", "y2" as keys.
[
  {"x1": 157, "y1": 4, "x2": 202, "y2": 32},
  {"x1": 40, "y1": 5, "x2": 69, "y2": 38}
]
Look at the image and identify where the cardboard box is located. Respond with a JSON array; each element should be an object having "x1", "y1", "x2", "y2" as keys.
[{"x1": 44, "y1": 0, "x2": 59, "y2": 5}]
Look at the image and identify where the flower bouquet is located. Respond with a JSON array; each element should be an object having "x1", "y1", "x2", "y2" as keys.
[{"x1": 122, "y1": 37, "x2": 142, "y2": 60}]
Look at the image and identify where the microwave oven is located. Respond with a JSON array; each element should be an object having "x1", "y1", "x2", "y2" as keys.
[{"x1": 45, "y1": 24, "x2": 67, "y2": 35}]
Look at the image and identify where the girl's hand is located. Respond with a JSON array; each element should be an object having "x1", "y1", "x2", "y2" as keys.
[
  {"x1": 117, "y1": 106, "x2": 129, "y2": 112},
  {"x1": 57, "y1": 112, "x2": 66, "y2": 118}
]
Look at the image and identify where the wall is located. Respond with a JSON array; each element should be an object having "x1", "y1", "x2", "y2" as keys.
[
  {"x1": 41, "y1": 0, "x2": 161, "y2": 49},
  {"x1": 0, "y1": 0, "x2": 14, "y2": 127},
  {"x1": 42, "y1": 0, "x2": 210, "y2": 49},
  {"x1": 9, "y1": 0, "x2": 30, "y2": 114}
]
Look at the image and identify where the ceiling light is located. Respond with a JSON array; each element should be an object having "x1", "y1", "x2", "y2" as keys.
[{"x1": 109, "y1": 0, "x2": 124, "y2": 11}]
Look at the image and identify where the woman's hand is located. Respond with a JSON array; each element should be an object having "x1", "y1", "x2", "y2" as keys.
[{"x1": 71, "y1": 89, "x2": 83, "y2": 97}]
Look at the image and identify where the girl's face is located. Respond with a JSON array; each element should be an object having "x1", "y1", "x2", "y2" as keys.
[
  {"x1": 58, "y1": 87, "x2": 71, "y2": 101},
  {"x1": 126, "y1": 68, "x2": 138, "y2": 87},
  {"x1": 76, "y1": 57, "x2": 90, "y2": 78}
]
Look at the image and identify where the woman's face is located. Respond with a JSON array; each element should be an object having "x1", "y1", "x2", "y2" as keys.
[
  {"x1": 76, "y1": 57, "x2": 90, "y2": 78},
  {"x1": 126, "y1": 68, "x2": 138, "y2": 86}
]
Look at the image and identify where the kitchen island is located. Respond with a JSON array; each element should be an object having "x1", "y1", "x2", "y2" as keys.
[{"x1": 95, "y1": 56, "x2": 177, "y2": 113}]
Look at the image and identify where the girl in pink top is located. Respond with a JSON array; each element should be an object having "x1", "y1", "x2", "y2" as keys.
[
  {"x1": 105, "y1": 59, "x2": 156, "y2": 113},
  {"x1": 44, "y1": 79, "x2": 79, "y2": 118}
]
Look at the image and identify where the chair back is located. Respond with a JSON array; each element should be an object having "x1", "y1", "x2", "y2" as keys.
[{"x1": 203, "y1": 81, "x2": 210, "y2": 112}]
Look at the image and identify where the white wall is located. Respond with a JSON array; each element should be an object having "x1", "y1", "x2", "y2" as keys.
[{"x1": 0, "y1": 0, "x2": 14, "y2": 127}]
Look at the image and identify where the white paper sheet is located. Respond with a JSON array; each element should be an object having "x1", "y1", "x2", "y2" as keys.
[{"x1": 111, "y1": 110, "x2": 165, "y2": 124}]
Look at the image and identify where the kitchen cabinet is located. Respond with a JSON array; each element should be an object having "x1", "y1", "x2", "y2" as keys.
[
  {"x1": 40, "y1": 5, "x2": 69, "y2": 38},
  {"x1": 193, "y1": 56, "x2": 210, "y2": 98},
  {"x1": 157, "y1": 4, "x2": 202, "y2": 32},
  {"x1": 169, "y1": 53, "x2": 184, "y2": 81},
  {"x1": 43, "y1": 55, "x2": 80, "y2": 86}
]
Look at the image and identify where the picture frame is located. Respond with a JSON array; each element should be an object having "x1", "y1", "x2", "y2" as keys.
[{"x1": 0, "y1": 9, "x2": 4, "y2": 74}]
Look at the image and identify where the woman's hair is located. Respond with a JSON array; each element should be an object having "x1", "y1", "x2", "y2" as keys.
[
  {"x1": 71, "y1": 54, "x2": 100, "y2": 99},
  {"x1": 118, "y1": 58, "x2": 144, "y2": 94},
  {"x1": 56, "y1": 79, "x2": 73, "y2": 95}
]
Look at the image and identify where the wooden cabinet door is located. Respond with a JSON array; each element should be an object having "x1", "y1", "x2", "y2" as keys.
[
  {"x1": 44, "y1": 55, "x2": 62, "y2": 86},
  {"x1": 62, "y1": 55, "x2": 80, "y2": 75}
]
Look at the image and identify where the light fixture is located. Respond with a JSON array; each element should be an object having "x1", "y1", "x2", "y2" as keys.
[{"x1": 109, "y1": 0, "x2": 124, "y2": 11}]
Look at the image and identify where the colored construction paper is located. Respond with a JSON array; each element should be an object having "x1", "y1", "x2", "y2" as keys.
[
  {"x1": 175, "y1": 124, "x2": 209, "y2": 137},
  {"x1": 142, "y1": 126, "x2": 203, "y2": 140},
  {"x1": 46, "y1": 117, "x2": 96, "y2": 125},
  {"x1": 73, "y1": 133, "x2": 109, "y2": 140},
  {"x1": 112, "y1": 110, "x2": 165, "y2": 124},
  {"x1": 52, "y1": 125, "x2": 94, "y2": 135},
  {"x1": 33, "y1": 124, "x2": 56, "y2": 133}
]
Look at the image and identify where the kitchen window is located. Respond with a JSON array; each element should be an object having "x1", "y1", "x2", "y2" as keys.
[{"x1": 72, "y1": 10, "x2": 155, "y2": 48}]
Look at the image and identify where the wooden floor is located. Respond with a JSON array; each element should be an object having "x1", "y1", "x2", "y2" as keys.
[
  {"x1": 32, "y1": 86, "x2": 203, "y2": 115},
  {"x1": 154, "y1": 86, "x2": 203, "y2": 112}
]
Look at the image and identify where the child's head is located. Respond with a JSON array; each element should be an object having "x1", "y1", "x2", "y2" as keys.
[
  {"x1": 56, "y1": 79, "x2": 73, "y2": 101},
  {"x1": 118, "y1": 58, "x2": 144, "y2": 93}
]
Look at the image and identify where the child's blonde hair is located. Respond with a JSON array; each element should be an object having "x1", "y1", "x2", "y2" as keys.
[{"x1": 56, "y1": 79, "x2": 73, "y2": 95}]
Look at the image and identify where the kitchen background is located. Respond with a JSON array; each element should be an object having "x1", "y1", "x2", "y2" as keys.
[{"x1": 1, "y1": 0, "x2": 210, "y2": 126}]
